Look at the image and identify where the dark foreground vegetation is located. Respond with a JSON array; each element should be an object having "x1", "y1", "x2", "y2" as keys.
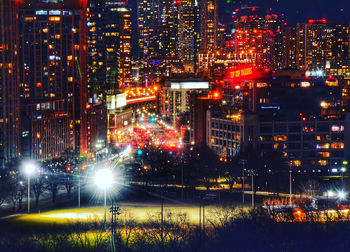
[{"x1": 1, "y1": 207, "x2": 350, "y2": 252}]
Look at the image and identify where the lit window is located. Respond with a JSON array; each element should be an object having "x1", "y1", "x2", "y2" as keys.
[
  {"x1": 331, "y1": 142, "x2": 344, "y2": 149},
  {"x1": 317, "y1": 152, "x2": 330, "y2": 158},
  {"x1": 49, "y1": 16, "x2": 61, "y2": 22},
  {"x1": 300, "y1": 81, "x2": 311, "y2": 88},
  {"x1": 332, "y1": 125, "x2": 344, "y2": 132},
  {"x1": 316, "y1": 143, "x2": 330, "y2": 149},
  {"x1": 274, "y1": 143, "x2": 287, "y2": 150},
  {"x1": 318, "y1": 160, "x2": 328, "y2": 166},
  {"x1": 274, "y1": 135, "x2": 287, "y2": 141},
  {"x1": 291, "y1": 160, "x2": 302, "y2": 167}
]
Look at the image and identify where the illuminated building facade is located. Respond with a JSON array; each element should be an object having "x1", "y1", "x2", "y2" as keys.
[
  {"x1": 296, "y1": 20, "x2": 333, "y2": 71},
  {"x1": 115, "y1": 4, "x2": 132, "y2": 88},
  {"x1": 87, "y1": 0, "x2": 132, "y2": 92},
  {"x1": 137, "y1": 0, "x2": 159, "y2": 60},
  {"x1": 105, "y1": 1, "x2": 131, "y2": 89},
  {"x1": 19, "y1": 0, "x2": 88, "y2": 157},
  {"x1": 198, "y1": 0, "x2": 217, "y2": 72},
  {"x1": 138, "y1": 0, "x2": 178, "y2": 60},
  {"x1": 201, "y1": 63, "x2": 350, "y2": 175},
  {"x1": 88, "y1": 101, "x2": 107, "y2": 152},
  {"x1": 21, "y1": 100, "x2": 71, "y2": 160},
  {"x1": 178, "y1": 0, "x2": 199, "y2": 73},
  {"x1": 138, "y1": 0, "x2": 181, "y2": 83},
  {"x1": 207, "y1": 111, "x2": 259, "y2": 157},
  {"x1": 162, "y1": 80, "x2": 209, "y2": 123},
  {"x1": 231, "y1": 7, "x2": 285, "y2": 70},
  {"x1": 326, "y1": 24, "x2": 350, "y2": 78},
  {"x1": 0, "y1": 0, "x2": 21, "y2": 167},
  {"x1": 87, "y1": 0, "x2": 106, "y2": 96},
  {"x1": 281, "y1": 26, "x2": 297, "y2": 69},
  {"x1": 279, "y1": 21, "x2": 350, "y2": 75}
]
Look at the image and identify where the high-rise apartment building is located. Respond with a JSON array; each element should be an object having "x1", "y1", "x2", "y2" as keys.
[
  {"x1": 281, "y1": 26, "x2": 297, "y2": 69},
  {"x1": 114, "y1": 4, "x2": 132, "y2": 88},
  {"x1": 283, "y1": 21, "x2": 349, "y2": 73},
  {"x1": 178, "y1": 0, "x2": 199, "y2": 73},
  {"x1": 137, "y1": 0, "x2": 159, "y2": 60},
  {"x1": 198, "y1": 0, "x2": 217, "y2": 72},
  {"x1": 138, "y1": 0, "x2": 181, "y2": 83},
  {"x1": 296, "y1": 20, "x2": 333, "y2": 71},
  {"x1": 19, "y1": 0, "x2": 88, "y2": 158},
  {"x1": 330, "y1": 24, "x2": 350, "y2": 69},
  {"x1": 88, "y1": 0, "x2": 132, "y2": 92},
  {"x1": 231, "y1": 7, "x2": 285, "y2": 70},
  {"x1": 87, "y1": 0, "x2": 106, "y2": 96},
  {"x1": 0, "y1": 0, "x2": 21, "y2": 167},
  {"x1": 138, "y1": 0, "x2": 179, "y2": 60}
]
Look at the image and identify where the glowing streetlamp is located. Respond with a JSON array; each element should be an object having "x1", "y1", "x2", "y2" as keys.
[
  {"x1": 337, "y1": 191, "x2": 346, "y2": 201},
  {"x1": 24, "y1": 162, "x2": 37, "y2": 213},
  {"x1": 94, "y1": 169, "x2": 114, "y2": 223}
]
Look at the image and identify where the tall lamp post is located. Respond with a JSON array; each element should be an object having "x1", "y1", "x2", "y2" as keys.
[
  {"x1": 24, "y1": 163, "x2": 37, "y2": 213},
  {"x1": 94, "y1": 169, "x2": 114, "y2": 224},
  {"x1": 289, "y1": 162, "x2": 293, "y2": 206}
]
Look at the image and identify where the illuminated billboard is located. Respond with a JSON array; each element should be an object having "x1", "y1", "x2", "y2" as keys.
[
  {"x1": 170, "y1": 81, "x2": 209, "y2": 90},
  {"x1": 116, "y1": 93, "x2": 127, "y2": 108},
  {"x1": 227, "y1": 66, "x2": 271, "y2": 80},
  {"x1": 227, "y1": 66, "x2": 256, "y2": 81},
  {"x1": 107, "y1": 93, "x2": 126, "y2": 110}
]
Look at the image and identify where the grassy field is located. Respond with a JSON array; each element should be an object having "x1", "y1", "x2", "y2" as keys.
[{"x1": 5, "y1": 203, "x2": 221, "y2": 228}]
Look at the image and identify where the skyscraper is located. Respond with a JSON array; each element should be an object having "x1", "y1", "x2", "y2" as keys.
[
  {"x1": 111, "y1": 2, "x2": 132, "y2": 88},
  {"x1": 19, "y1": 0, "x2": 88, "y2": 158},
  {"x1": 137, "y1": 0, "x2": 183, "y2": 83},
  {"x1": 231, "y1": 7, "x2": 285, "y2": 70},
  {"x1": 87, "y1": 0, "x2": 106, "y2": 96},
  {"x1": 296, "y1": 19, "x2": 333, "y2": 71},
  {"x1": 281, "y1": 26, "x2": 297, "y2": 69},
  {"x1": 138, "y1": 0, "x2": 179, "y2": 59},
  {"x1": 0, "y1": 0, "x2": 21, "y2": 167},
  {"x1": 178, "y1": 0, "x2": 199, "y2": 73},
  {"x1": 137, "y1": 0, "x2": 160, "y2": 61},
  {"x1": 198, "y1": 0, "x2": 218, "y2": 72},
  {"x1": 88, "y1": 0, "x2": 132, "y2": 92}
]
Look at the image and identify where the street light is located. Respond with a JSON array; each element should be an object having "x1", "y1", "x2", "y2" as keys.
[
  {"x1": 337, "y1": 190, "x2": 346, "y2": 200},
  {"x1": 24, "y1": 162, "x2": 37, "y2": 213},
  {"x1": 289, "y1": 162, "x2": 293, "y2": 206},
  {"x1": 94, "y1": 169, "x2": 114, "y2": 223}
]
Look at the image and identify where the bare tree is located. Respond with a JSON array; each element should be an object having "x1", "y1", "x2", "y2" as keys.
[
  {"x1": 31, "y1": 175, "x2": 46, "y2": 208},
  {"x1": 45, "y1": 173, "x2": 60, "y2": 203},
  {"x1": 0, "y1": 169, "x2": 11, "y2": 207}
]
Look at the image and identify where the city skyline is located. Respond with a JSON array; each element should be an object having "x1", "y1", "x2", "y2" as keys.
[{"x1": 1, "y1": 1, "x2": 350, "y2": 251}]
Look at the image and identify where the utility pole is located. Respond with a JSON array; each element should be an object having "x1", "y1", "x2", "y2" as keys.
[
  {"x1": 78, "y1": 168, "x2": 81, "y2": 208},
  {"x1": 202, "y1": 200, "x2": 205, "y2": 235},
  {"x1": 289, "y1": 163, "x2": 292, "y2": 206},
  {"x1": 240, "y1": 159, "x2": 247, "y2": 206},
  {"x1": 251, "y1": 172, "x2": 255, "y2": 208},
  {"x1": 27, "y1": 174, "x2": 30, "y2": 213},
  {"x1": 110, "y1": 201, "x2": 121, "y2": 235},
  {"x1": 161, "y1": 189, "x2": 164, "y2": 249},
  {"x1": 110, "y1": 201, "x2": 121, "y2": 252},
  {"x1": 181, "y1": 146, "x2": 184, "y2": 201},
  {"x1": 199, "y1": 198, "x2": 201, "y2": 231}
]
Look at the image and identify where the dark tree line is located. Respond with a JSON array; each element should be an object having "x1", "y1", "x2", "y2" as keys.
[
  {"x1": 0, "y1": 148, "x2": 82, "y2": 211},
  {"x1": 131, "y1": 144, "x2": 298, "y2": 196}
]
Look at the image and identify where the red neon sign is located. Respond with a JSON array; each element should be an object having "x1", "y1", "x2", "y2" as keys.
[
  {"x1": 227, "y1": 66, "x2": 256, "y2": 80},
  {"x1": 226, "y1": 66, "x2": 271, "y2": 87}
]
